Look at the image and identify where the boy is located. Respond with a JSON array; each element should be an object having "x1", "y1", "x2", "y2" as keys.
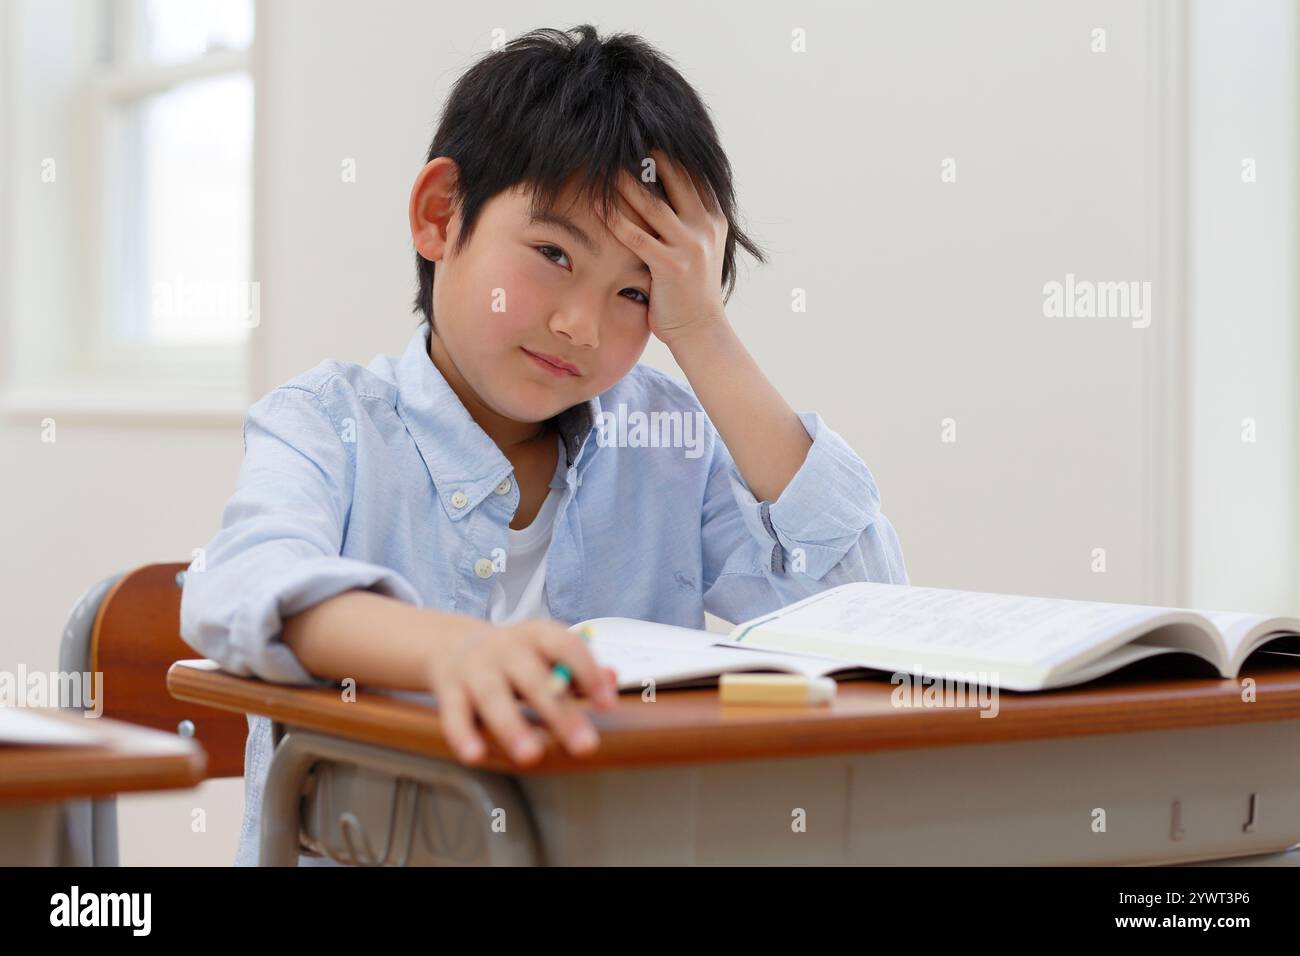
[{"x1": 180, "y1": 24, "x2": 908, "y2": 866}]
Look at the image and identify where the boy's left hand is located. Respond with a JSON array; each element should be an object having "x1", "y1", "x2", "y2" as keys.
[{"x1": 600, "y1": 148, "x2": 729, "y2": 347}]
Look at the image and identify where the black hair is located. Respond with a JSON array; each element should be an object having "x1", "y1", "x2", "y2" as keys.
[{"x1": 412, "y1": 24, "x2": 766, "y2": 327}]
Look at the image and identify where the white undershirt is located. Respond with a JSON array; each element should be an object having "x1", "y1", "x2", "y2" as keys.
[{"x1": 487, "y1": 435, "x2": 566, "y2": 625}]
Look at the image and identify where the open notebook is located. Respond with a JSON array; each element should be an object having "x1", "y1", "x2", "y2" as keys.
[{"x1": 575, "y1": 582, "x2": 1300, "y2": 693}]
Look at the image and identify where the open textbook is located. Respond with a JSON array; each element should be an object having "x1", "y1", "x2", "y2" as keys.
[{"x1": 574, "y1": 582, "x2": 1300, "y2": 693}]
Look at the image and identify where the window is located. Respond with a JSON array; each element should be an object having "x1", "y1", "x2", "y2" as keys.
[{"x1": 0, "y1": 0, "x2": 257, "y2": 419}]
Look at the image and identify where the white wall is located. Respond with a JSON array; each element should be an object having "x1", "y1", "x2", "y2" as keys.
[
  {"x1": 1, "y1": 0, "x2": 1294, "y2": 866},
  {"x1": 1187, "y1": 0, "x2": 1298, "y2": 615}
]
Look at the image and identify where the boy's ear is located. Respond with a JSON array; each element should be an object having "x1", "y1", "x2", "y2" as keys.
[{"x1": 409, "y1": 157, "x2": 459, "y2": 261}]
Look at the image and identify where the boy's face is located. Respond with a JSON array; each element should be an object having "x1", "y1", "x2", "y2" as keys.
[{"x1": 412, "y1": 159, "x2": 656, "y2": 427}]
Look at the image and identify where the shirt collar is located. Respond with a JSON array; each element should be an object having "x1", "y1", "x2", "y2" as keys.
[{"x1": 393, "y1": 322, "x2": 601, "y2": 518}]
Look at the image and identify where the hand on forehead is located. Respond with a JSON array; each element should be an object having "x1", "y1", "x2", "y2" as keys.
[
  {"x1": 608, "y1": 187, "x2": 657, "y2": 237},
  {"x1": 549, "y1": 172, "x2": 661, "y2": 239}
]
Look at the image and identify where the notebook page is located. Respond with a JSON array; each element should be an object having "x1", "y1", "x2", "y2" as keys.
[
  {"x1": 735, "y1": 582, "x2": 1179, "y2": 668},
  {"x1": 578, "y1": 617, "x2": 850, "y2": 687}
]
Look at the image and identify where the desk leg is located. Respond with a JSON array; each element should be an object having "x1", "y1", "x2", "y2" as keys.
[
  {"x1": 260, "y1": 728, "x2": 542, "y2": 866},
  {"x1": 259, "y1": 731, "x2": 320, "y2": 866}
]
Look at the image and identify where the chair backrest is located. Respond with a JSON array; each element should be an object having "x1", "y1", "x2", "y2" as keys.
[{"x1": 79, "y1": 562, "x2": 248, "y2": 778}]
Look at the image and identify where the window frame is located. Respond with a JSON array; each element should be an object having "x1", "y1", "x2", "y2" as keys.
[{"x1": 0, "y1": 0, "x2": 259, "y2": 423}]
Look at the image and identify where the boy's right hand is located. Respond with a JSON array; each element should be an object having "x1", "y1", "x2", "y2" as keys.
[{"x1": 428, "y1": 618, "x2": 619, "y2": 767}]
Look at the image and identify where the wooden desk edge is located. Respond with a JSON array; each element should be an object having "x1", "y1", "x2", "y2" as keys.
[
  {"x1": 166, "y1": 659, "x2": 1300, "y2": 775},
  {"x1": 0, "y1": 711, "x2": 208, "y2": 804}
]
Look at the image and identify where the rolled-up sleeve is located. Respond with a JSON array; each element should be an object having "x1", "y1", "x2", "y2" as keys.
[
  {"x1": 701, "y1": 410, "x2": 908, "y2": 623},
  {"x1": 179, "y1": 384, "x2": 421, "y2": 686}
]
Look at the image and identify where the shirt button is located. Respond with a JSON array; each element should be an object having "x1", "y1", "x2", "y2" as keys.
[
  {"x1": 450, "y1": 491, "x2": 469, "y2": 509},
  {"x1": 494, "y1": 477, "x2": 512, "y2": 496},
  {"x1": 474, "y1": 558, "x2": 495, "y2": 578}
]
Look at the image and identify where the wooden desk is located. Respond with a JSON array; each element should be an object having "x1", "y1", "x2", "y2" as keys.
[
  {"x1": 0, "y1": 709, "x2": 207, "y2": 865},
  {"x1": 168, "y1": 656, "x2": 1300, "y2": 866}
]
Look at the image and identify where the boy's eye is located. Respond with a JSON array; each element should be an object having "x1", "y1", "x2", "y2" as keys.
[
  {"x1": 538, "y1": 244, "x2": 649, "y2": 306},
  {"x1": 537, "y1": 244, "x2": 570, "y2": 268}
]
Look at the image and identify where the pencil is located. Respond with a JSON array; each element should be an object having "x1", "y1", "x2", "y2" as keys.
[{"x1": 547, "y1": 624, "x2": 594, "y2": 697}]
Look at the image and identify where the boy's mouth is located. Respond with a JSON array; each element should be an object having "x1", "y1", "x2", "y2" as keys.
[{"x1": 521, "y1": 347, "x2": 581, "y2": 377}]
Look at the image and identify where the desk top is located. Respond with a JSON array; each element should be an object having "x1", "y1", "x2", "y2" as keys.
[
  {"x1": 0, "y1": 709, "x2": 207, "y2": 802},
  {"x1": 167, "y1": 653, "x2": 1300, "y2": 774}
]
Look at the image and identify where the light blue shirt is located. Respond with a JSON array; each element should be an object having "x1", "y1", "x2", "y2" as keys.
[{"x1": 180, "y1": 320, "x2": 908, "y2": 865}]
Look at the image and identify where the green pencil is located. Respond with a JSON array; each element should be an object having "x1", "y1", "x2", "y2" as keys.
[{"x1": 548, "y1": 624, "x2": 594, "y2": 697}]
